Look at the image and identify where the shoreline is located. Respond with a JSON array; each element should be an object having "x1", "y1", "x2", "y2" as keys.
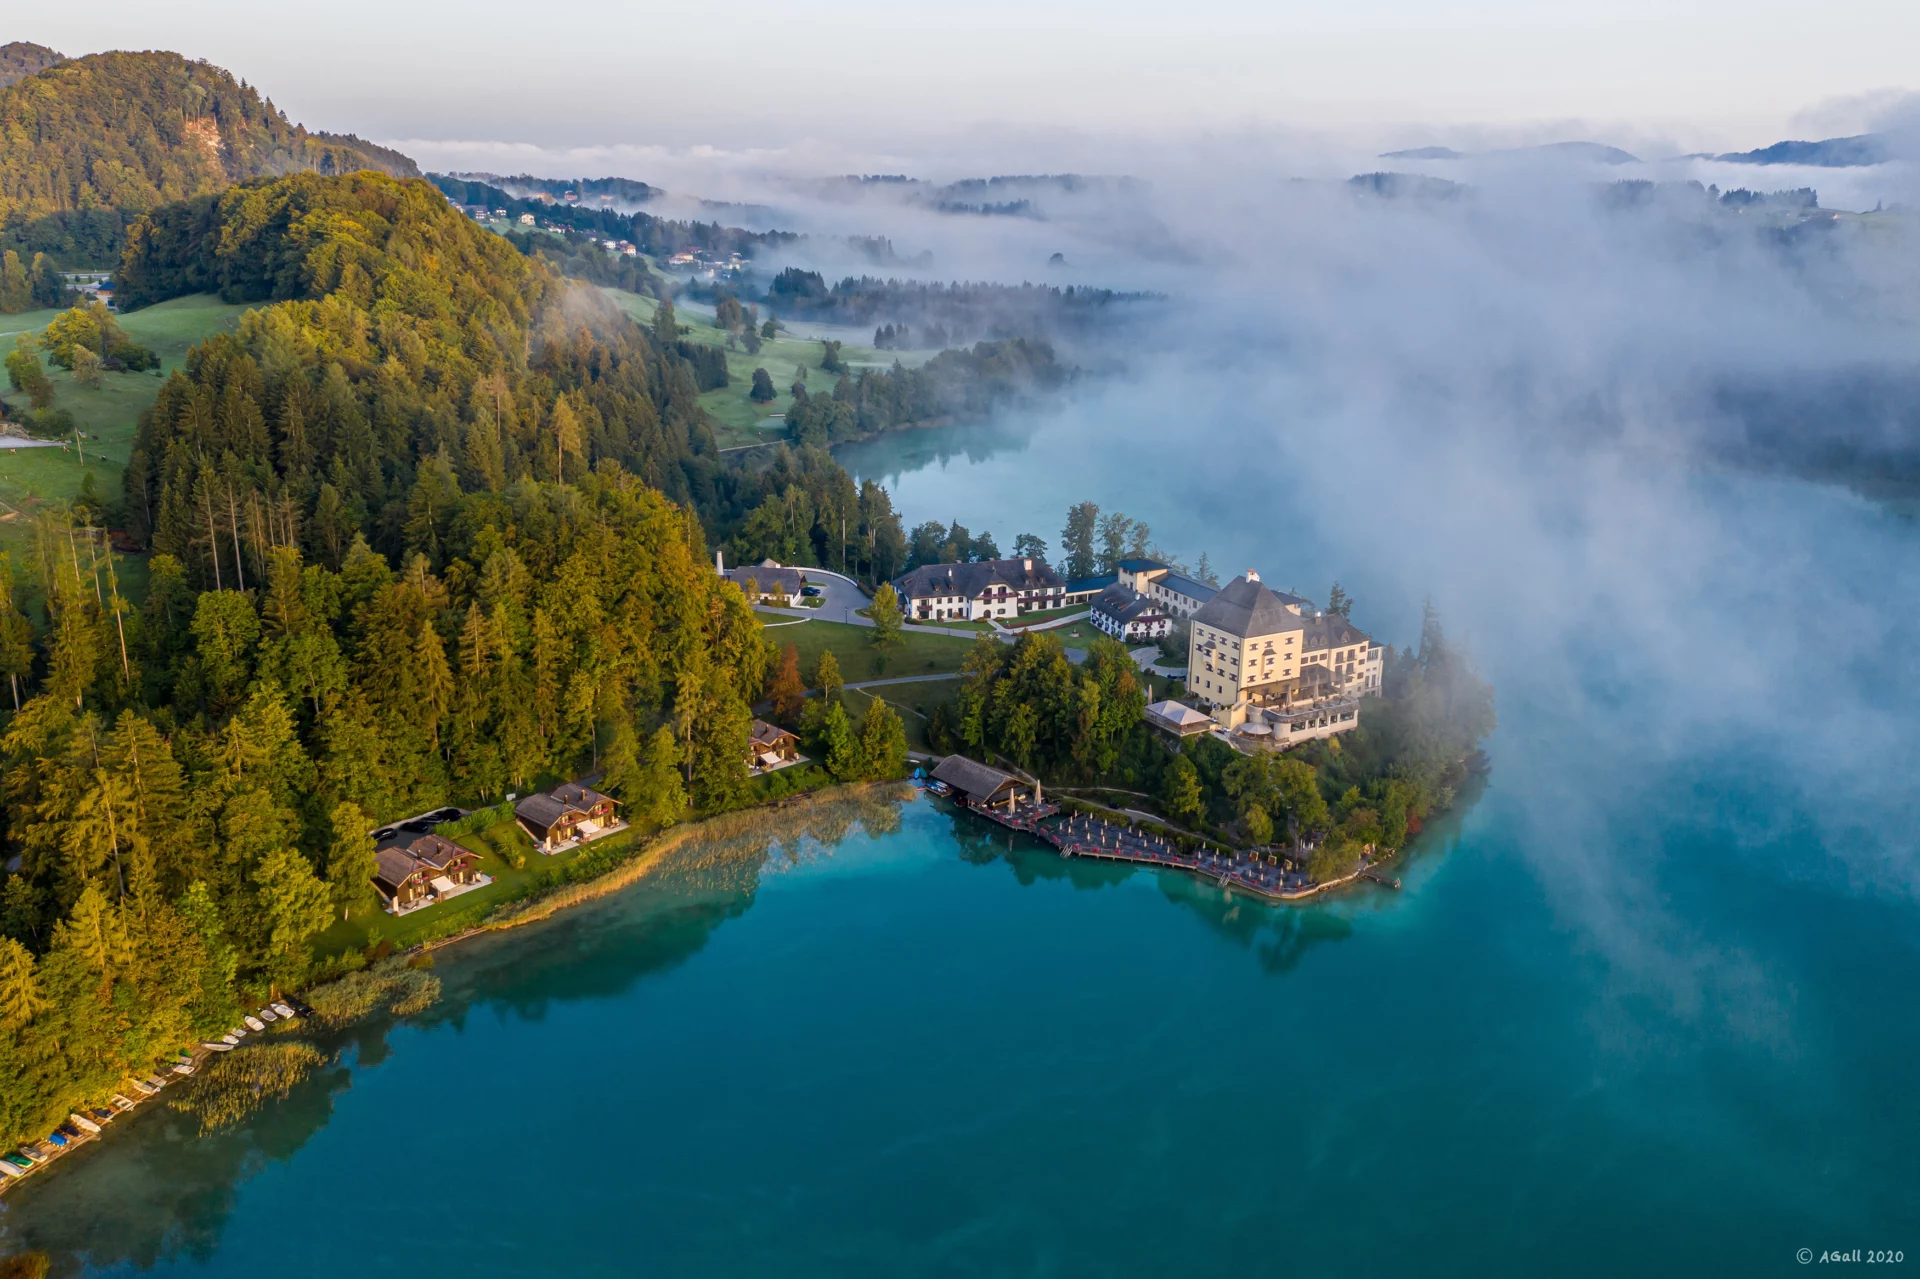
[{"x1": 0, "y1": 783, "x2": 905, "y2": 1200}]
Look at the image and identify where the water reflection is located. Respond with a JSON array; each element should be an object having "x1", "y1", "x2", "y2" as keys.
[
  {"x1": 0, "y1": 788, "x2": 910, "y2": 1275},
  {"x1": 834, "y1": 414, "x2": 1040, "y2": 489},
  {"x1": 938, "y1": 788, "x2": 1479, "y2": 976}
]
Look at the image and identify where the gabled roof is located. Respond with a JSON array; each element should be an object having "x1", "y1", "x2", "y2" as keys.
[
  {"x1": 550, "y1": 781, "x2": 616, "y2": 810},
  {"x1": 1092, "y1": 584, "x2": 1167, "y2": 624},
  {"x1": 1190, "y1": 576, "x2": 1314, "y2": 639},
  {"x1": 894, "y1": 557, "x2": 1064, "y2": 600},
  {"x1": 1115, "y1": 557, "x2": 1168, "y2": 573},
  {"x1": 751, "y1": 719, "x2": 797, "y2": 746},
  {"x1": 1157, "y1": 573, "x2": 1218, "y2": 603},
  {"x1": 726, "y1": 563, "x2": 808, "y2": 595},
  {"x1": 514, "y1": 793, "x2": 571, "y2": 829},
  {"x1": 372, "y1": 833, "x2": 477, "y2": 895},
  {"x1": 1300, "y1": 612, "x2": 1371, "y2": 651},
  {"x1": 931, "y1": 754, "x2": 1019, "y2": 799}
]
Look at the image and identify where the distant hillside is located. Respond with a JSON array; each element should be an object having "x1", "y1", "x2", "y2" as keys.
[
  {"x1": 1349, "y1": 172, "x2": 1468, "y2": 200},
  {"x1": 1713, "y1": 134, "x2": 1891, "y2": 168},
  {"x1": 1379, "y1": 141, "x2": 1640, "y2": 165},
  {"x1": 0, "y1": 49, "x2": 418, "y2": 269},
  {"x1": 1379, "y1": 146, "x2": 1464, "y2": 161},
  {"x1": 0, "y1": 40, "x2": 64, "y2": 88}
]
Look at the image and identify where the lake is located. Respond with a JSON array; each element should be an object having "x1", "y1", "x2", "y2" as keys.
[{"x1": 3, "y1": 386, "x2": 1917, "y2": 1275}]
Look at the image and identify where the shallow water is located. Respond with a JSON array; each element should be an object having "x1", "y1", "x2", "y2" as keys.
[{"x1": 4, "y1": 394, "x2": 1918, "y2": 1275}]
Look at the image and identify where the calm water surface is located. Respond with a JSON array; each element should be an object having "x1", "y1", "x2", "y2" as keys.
[{"x1": 3, "y1": 399, "x2": 1917, "y2": 1276}]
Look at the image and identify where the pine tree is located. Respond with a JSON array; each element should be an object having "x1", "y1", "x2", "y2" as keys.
[
  {"x1": 632, "y1": 726, "x2": 689, "y2": 826},
  {"x1": 868, "y1": 583, "x2": 903, "y2": 649},
  {"x1": 766, "y1": 643, "x2": 806, "y2": 722},
  {"x1": 0, "y1": 938, "x2": 43, "y2": 1030},
  {"x1": 857, "y1": 699, "x2": 907, "y2": 780},
  {"x1": 1164, "y1": 754, "x2": 1203, "y2": 823},
  {"x1": 821, "y1": 701, "x2": 859, "y2": 779},
  {"x1": 251, "y1": 848, "x2": 331, "y2": 981},
  {"x1": 813, "y1": 650, "x2": 843, "y2": 702},
  {"x1": 1060, "y1": 502, "x2": 1099, "y2": 580},
  {"x1": 324, "y1": 802, "x2": 378, "y2": 921}
]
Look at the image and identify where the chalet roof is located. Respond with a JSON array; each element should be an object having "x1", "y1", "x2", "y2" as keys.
[
  {"x1": 1190, "y1": 576, "x2": 1314, "y2": 639},
  {"x1": 515, "y1": 793, "x2": 570, "y2": 828},
  {"x1": 931, "y1": 754, "x2": 1019, "y2": 799},
  {"x1": 1091, "y1": 584, "x2": 1165, "y2": 624},
  {"x1": 373, "y1": 846, "x2": 427, "y2": 893},
  {"x1": 894, "y1": 557, "x2": 1064, "y2": 600},
  {"x1": 1157, "y1": 573, "x2": 1218, "y2": 603},
  {"x1": 373, "y1": 834, "x2": 477, "y2": 894},
  {"x1": 550, "y1": 781, "x2": 616, "y2": 810},
  {"x1": 751, "y1": 719, "x2": 797, "y2": 746}
]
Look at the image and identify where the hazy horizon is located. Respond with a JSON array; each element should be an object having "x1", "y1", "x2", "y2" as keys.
[{"x1": 16, "y1": 1, "x2": 1920, "y2": 160}]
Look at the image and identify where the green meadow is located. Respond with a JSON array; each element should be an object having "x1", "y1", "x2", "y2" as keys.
[
  {"x1": 601, "y1": 288, "x2": 936, "y2": 448},
  {"x1": 0, "y1": 295, "x2": 252, "y2": 559}
]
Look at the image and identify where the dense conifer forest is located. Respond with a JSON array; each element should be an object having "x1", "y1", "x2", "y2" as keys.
[
  {"x1": 0, "y1": 169, "x2": 912, "y2": 1147},
  {"x1": 0, "y1": 49, "x2": 416, "y2": 286}
]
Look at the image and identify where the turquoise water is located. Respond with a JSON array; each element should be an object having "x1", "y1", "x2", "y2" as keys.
[{"x1": 4, "y1": 398, "x2": 1919, "y2": 1274}]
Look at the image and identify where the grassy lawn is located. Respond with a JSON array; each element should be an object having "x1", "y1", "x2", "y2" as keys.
[
  {"x1": 600, "y1": 288, "x2": 935, "y2": 448},
  {"x1": 312, "y1": 816, "x2": 625, "y2": 955},
  {"x1": 904, "y1": 616, "x2": 997, "y2": 633},
  {"x1": 843, "y1": 678, "x2": 961, "y2": 752},
  {"x1": 763, "y1": 618, "x2": 981, "y2": 683},
  {"x1": 1003, "y1": 604, "x2": 1090, "y2": 629},
  {"x1": 0, "y1": 295, "x2": 252, "y2": 561}
]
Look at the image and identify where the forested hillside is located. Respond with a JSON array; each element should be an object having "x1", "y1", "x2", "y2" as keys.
[
  {"x1": 0, "y1": 50, "x2": 417, "y2": 280},
  {"x1": 0, "y1": 169, "x2": 889, "y2": 1147},
  {"x1": 0, "y1": 41, "x2": 64, "y2": 90}
]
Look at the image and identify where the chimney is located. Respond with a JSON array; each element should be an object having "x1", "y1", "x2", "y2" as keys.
[
  {"x1": 1023, "y1": 557, "x2": 1032, "y2": 571},
  {"x1": 1246, "y1": 569, "x2": 1261, "y2": 583},
  {"x1": 716, "y1": 549, "x2": 725, "y2": 575}
]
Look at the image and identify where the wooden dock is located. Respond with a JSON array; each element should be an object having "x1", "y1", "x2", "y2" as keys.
[{"x1": 947, "y1": 796, "x2": 1399, "y2": 904}]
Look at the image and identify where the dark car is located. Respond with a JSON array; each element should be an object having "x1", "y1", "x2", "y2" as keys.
[{"x1": 801, "y1": 585, "x2": 823, "y2": 597}]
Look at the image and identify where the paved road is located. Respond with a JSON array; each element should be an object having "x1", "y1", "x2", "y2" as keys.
[{"x1": 754, "y1": 572, "x2": 991, "y2": 642}]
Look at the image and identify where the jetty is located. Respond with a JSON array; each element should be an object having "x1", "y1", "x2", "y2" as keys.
[{"x1": 926, "y1": 755, "x2": 1395, "y2": 903}]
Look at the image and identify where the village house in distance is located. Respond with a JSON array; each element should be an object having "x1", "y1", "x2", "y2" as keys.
[
  {"x1": 891, "y1": 556, "x2": 1065, "y2": 621},
  {"x1": 1185, "y1": 571, "x2": 1383, "y2": 746}
]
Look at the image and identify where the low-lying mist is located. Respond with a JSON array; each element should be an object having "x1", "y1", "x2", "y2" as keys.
[{"x1": 445, "y1": 126, "x2": 1920, "y2": 962}]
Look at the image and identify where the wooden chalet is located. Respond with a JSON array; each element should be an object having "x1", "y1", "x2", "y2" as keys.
[
  {"x1": 749, "y1": 719, "x2": 800, "y2": 771},
  {"x1": 931, "y1": 755, "x2": 1029, "y2": 809},
  {"x1": 373, "y1": 833, "x2": 482, "y2": 913},
  {"x1": 515, "y1": 782, "x2": 621, "y2": 853}
]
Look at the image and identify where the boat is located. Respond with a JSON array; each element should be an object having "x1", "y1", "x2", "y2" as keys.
[
  {"x1": 0, "y1": 1160, "x2": 23, "y2": 1179},
  {"x1": 927, "y1": 779, "x2": 951, "y2": 796},
  {"x1": 170, "y1": 1062, "x2": 194, "y2": 1076},
  {"x1": 201, "y1": 1041, "x2": 234, "y2": 1052},
  {"x1": 144, "y1": 1075, "x2": 169, "y2": 1091},
  {"x1": 15, "y1": 1148, "x2": 45, "y2": 1165},
  {"x1": 109, "y1": 1095, "x2": 135, "y2": 1112},
  {"x1": 130, "y1": 1079, "x2": 157, "y2": 1096},
  {"x1": 2, "y1": 1153, "x2": 33, "y2": 1171},
  {"x1": 244, "y1": 1016, "x2": 265, "y2": 1032},
  {"x1": 55, "y1": 1123, "x2": 83, "y2": 1140},
  {"x1": 259, "y1": 1008, "x2": 278, "y2": 1023},
  {"x1": 220, "y1": 1033, "x2": 240, "y2": 1046},
  {"x1": 89, "y1": 1107, "x2": 116, "y2": 1124},
  {"x1": 271, "y1": 1002, "x2": 295, "y2": 1019},
  {"x1": 68, "y1": 1113, "x2": 101, "y2": 1135}
]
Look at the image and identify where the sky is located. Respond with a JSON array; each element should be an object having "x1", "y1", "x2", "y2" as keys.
[{"x1": 21, "y1": 0, "x2": 1920, "y2": 159}]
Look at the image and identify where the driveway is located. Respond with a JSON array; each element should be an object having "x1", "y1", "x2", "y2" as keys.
[{"x1": 754, "y1": 571, "x2": 987, "y2": 641}]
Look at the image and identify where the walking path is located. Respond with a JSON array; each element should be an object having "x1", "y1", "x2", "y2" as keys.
[{"x1": 951, "y1": 794, "x2": 1391, "y2": 903}]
